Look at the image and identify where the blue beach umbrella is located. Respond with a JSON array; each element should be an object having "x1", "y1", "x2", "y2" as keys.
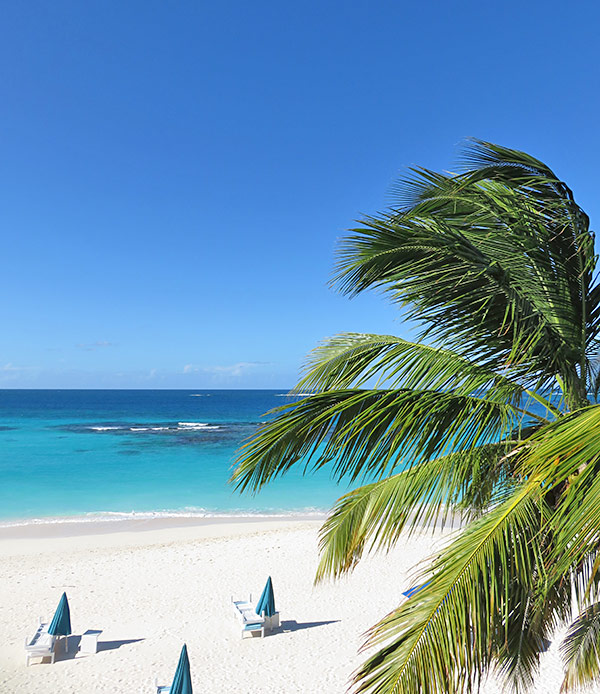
[
  {"x1": 48, "y1": 592, "x2": 72, "y2": 652},
  {"x1": 255, "y1": 576, "x2": 276, "y2": 618},
  {"x1": 169, "y1": 644, "x2": 193, "y2": 694},
  {"x1": 48, "y1": 592, "x2": 72, "y2": 636}
]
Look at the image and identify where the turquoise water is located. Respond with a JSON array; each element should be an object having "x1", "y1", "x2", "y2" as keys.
[{"x1": 0, "y1": 390, "x2": 352, "y2": 524}]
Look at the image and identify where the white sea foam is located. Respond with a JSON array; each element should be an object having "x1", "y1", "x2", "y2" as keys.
[
  {"x1": 0, "y1": 507, "x2": 328, "y2": 528},
  {"x1": 129, "y1": 427, "x2": 171, "y2": 431},
  {"x1": 91, "y1": 423, "x2": 221, "y2": 433},
  {"x1": 177, "y1": 426, "x2": 220, "y2": 431},
  {"x1": 177, "y1": 422, "x2": 220, "y2": 430}
]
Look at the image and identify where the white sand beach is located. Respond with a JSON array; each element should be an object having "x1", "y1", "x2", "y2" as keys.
[{"x1": 0, "y1": 518, "x2": 565, "y2": 693}]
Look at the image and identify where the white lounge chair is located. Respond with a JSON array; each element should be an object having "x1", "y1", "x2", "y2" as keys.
[
  {"x1": 154, "y1": 678, "x2": 171, "y2": 693},
  {"x1": 25, "y1": 619, "x2": 56, "y2": 666},
  {"x1": 232, "y1": 595, "x2": 265, "y2": 638}
]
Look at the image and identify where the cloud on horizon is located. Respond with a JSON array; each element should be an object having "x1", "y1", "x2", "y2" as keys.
[
  {"x1": 183, "y1": 361, "x2": 270, "y2": 377},
  {"x1": 1, "y1": 363, "x2": 36, "y2": 372},
  {"x1": 0, "y1": 363, "x2": 39, "y2": 384},
  {"x1": 0, "y1": 361, "x2": 290, "y2": 389}
]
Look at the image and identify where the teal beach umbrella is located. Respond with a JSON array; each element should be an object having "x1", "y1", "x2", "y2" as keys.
[
  {"x1": 169, "y1": 644, "x2": 193, "y2": 694},
  {"x1": 255, "y1": 576, "x2": 276, "y2": 618},
  {"x1": 48, "y1": 592, "x2": 71, "y2": 637}
]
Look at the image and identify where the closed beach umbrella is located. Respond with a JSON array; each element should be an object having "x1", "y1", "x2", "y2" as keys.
[
  {"x1": 255, "y1": 576, "x2": 276, "y2": 618},
  {"x1": 48, "y1": 591, "x2": 72, "y2": 652},
  {"x1": 169, "y1": 644, "x2": 193, "y2": 694},
  {"x1": 48, "y1": 592, "x2": 72, "y2": 636}
]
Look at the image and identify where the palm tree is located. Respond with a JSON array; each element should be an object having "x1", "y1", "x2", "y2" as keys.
[{"x1": 232, "y1": 141, "x2": 600, "y2": 693}]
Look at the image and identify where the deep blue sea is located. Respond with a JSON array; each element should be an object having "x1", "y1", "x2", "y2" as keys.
[{"x1": 0, "y1": 390, "x2": 352, "y2": 525}]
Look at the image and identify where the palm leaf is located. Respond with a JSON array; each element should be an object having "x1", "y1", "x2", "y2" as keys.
[
  {"x1": 561, "y1": 602, "x2": 600, "y2": 692},
  {"x1": 232, "y1": 389, "x2": 524, "y2": 492},
  {"x1": 523, "y1": 407, "x2": 600, "y2": 589},
  {"x1": 297, "y1": 333, "x2": 557, "y2": 421},
  {"x1": 315, "y1": 443, "x2": 518, "y2": 581},
  {"x1": 334, "y1": 143, "x2": 596, "y2": 405},
  {"x1": 353, "y1": 484, "x2": 547, "y2": 694}
]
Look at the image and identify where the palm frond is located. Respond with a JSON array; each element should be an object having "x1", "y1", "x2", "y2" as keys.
[
  {"x1": 461, "y1": 139, "x2": 599, "y2": 373},
  {"x1": 353, "y1": 484, "x2": 547, "y2": 694},
  {"x1": 231, "y1": 389, "x2": 524, "y2": 492},
  {"x1": 334, "y1": 141, "x2": 597, "y2": 405},
  {"x1": 297, "y1": 333, "x2": 557, "y2": 421},
  {"x1": 316, "y1": 443, "x2": 518, "y2": 582},
  {"x1": 523, "y1": 407, "x2": 600, "y2": 586},
  {"x1": 561, "y1": 602, "x2": 600, "y2": 692}
]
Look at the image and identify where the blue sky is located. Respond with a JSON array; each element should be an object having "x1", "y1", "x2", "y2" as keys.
[{"x1": 1, "y1": 0, "x2": 599, "y2": 388}]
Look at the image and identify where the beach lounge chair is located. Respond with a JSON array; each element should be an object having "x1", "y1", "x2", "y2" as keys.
[
  {"x1": 231, "y1": 595, "x2": 266, "y2": 638},
  {"x1": 25, "y1": 619, "x2": 56, "y2": 666}
]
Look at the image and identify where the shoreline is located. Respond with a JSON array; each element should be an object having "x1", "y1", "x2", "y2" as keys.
[
  {"x1": 0, "y1": 514, "x2": 328, "y2": 557},
  {"x1": 0, "y1": 510, "x2": 328, "y2": 535},
  {"x1": 0, "y1": 515, "x2": 467, "y2": 567},
  {"x1": 0, "y1": 507, "x2": 466, "y2": 557}
]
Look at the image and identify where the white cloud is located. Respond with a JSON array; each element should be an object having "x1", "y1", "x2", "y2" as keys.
[
  {"x1": 0, "y1": 363, "x2": 39, "y2": 384},
  {"x1": 1, "y1": 363, "x2": 35, "y2": 372},
  {"x1": 183, "y1": 361, "x2": 269, "y2": 377}
]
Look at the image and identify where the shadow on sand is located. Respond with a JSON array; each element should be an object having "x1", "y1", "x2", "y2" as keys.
[
  {"x1": 97, "y1": 638, "x2": 145, "y2": 652},
  {"x1": 278, "y1": 619, "x2": 339, "y2": 633},
  {"x1": 54, "y1": 636, "x2": 144, "y2": 660}
]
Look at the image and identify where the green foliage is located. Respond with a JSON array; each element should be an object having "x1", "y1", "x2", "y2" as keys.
[
  {"x1": 231, "y1": 140, "x2": 600, "y2": 692},
  {"x1": 315, "y1": 443, "x2": 516, "y2": 582},
  {"x1": 561, "y1": 603, "x2": 600, "y2": 691},
  {"x1": 233, "y1": 388, "x2": 529, "y2": 488},
  {"x1": 335, "y1": 141, "x2": 597, "y2": 407},
  {"x1": 354, "y1": 486, "x2": 548, "y2": 694}
]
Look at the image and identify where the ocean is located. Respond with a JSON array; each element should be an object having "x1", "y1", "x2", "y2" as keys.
[{"x1": 0, "y1": 389, "x2": 351, "y2": 526}]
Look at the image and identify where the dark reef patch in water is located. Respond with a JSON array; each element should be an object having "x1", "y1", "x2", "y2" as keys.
[{"x1": 54, "y1": 421, "x2": 260, "y2": 448}]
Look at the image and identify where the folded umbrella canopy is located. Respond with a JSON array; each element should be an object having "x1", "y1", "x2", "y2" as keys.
[
  {"x1": 255, "y1": 576, "x2": 276, "y2": 618},
  {"x1": 48, "y1": 592, "x2": 72, "y2": 651},
  {"x1": 169, "y1": 644, "x2": 193, "y2": 694},
  {"x1": 48, "y1": 592, "x2": 71, "y2": 636}
]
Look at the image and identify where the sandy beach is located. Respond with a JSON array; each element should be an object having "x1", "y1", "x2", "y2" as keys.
[{"x1": 0, "y1": 518, "x2": 566, "y2": 693}]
